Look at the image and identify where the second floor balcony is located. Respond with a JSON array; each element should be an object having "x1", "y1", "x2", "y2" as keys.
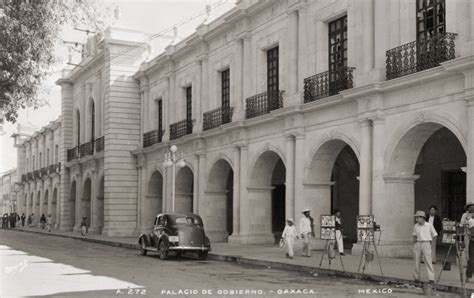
[
  {"x1": 303, "y1": 67, "x2": 355, "y2": 103},
  {"x1": 143, "y1": 129, "x2": 164, "y2": 147},
  {"x1": 40, "y1": 167, "x2": 48, "y2": 177},
  {"x1": 203, "y1": 107, "x2": 234, "y2": 131},
  {"x1": 170, "y1": 119, "x2": 194, "y2": 140},
  {"x1": 21, "y1": 174, "x2": 27, "y2": 182},
  {"x1": 386, "y1": 32, "x2": 457, "y2": 80},
  {"x1": 245, "y1": 90, "x2": 284, "y2": 119},
  {"x1": 33, "y1": 170, "x2": 40, "y2": 179},
  {"x1": 48, "y1": 163, "x2": 61, "y2": 175},
  {"x1": 27, "y1": 172, "x2": 33, "y2": 181},
  {"x1": 79, "y1": 140, "x2": 94, "y2": 157},
  {"x1": 95, "y1": 136, "x2": 105, "y2": 153},
  {"x1": 67, "y1": 146, "x2": 79, "y2": 162}
]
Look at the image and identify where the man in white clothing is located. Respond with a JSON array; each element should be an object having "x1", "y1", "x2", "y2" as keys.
[{"x1": 300, "y1": 209, "x2": 313, "y2": 257}]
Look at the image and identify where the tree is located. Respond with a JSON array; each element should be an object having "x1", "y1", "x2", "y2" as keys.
[{"x1": 0, "y1": 0, "x2": 112, "y2": 123}]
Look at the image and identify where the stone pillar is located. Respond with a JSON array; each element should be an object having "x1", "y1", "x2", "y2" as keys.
[
  {"x1": 232, "y1": 146, "x2": 241, "y2": 236},
  {"x1": 315, "y1": 21, "x2": 327, "y2": 74},
  {"x1": 233, "y1": 39, "x2": 244, "y2": 121},
  {"x1": 140, "y1": 91, "x2": 146, "y2": 142},
  {"x1": 165, "y1": 73, "x2": 175, "y2": 142},
  {"x1": 373, "y1": 0, "x2": 390, "y2": 80},
  {"x1": 359, "y1": 119, "x2": 373, "y2": 215},
  {"x1": 73, "y1": 171, "x2": 83, "y2": 232},
  {"x1": 89, "y1": 168, "x2": 100, "y2": 234},
  {"x1": 466, "y1": 95, "x2": 474, "y2": 202},
  {"x1": 25, "y1": 185, "x2": 30, "y2": 219},
  {"x1": 195, "y1": 153, "x2": 206, "y2": 215},
  {"x1": 242, "y1": 35, "x2": 252, "y2": 99},
  {"x1": 371, "y1": 117, "x2": 386, "y2": 218},
  {"x1": 285, "y1": 135, "x2": 295, "y2": 219},
  {"x1": 294, "y1": 134, "x2": 305, "y2": 218},
  {"x1": 137, "y1": 155, "x2": 146, "y2": 232},
  {"x1": 287, "y1": 9, "x2": 299, "y2": 105},
  {"x1": 200, "y1": 57, "x2": 209, "y2": 128},
  {"x1": 47, "y1": 178, "x2": 53, "y2": 217},
  {"x1": 297, "y1": 6, "x2": 308, "y2": 90},
  {"x1": 229, "y1": 144, "x2": 249, "y2": 244}
]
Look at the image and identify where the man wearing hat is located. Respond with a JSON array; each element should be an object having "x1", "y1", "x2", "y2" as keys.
[
  {"x1": 461, "y1": 204, "x2": 474, "y2": 266},
  {"x1": 413, "y1": 210, "x2": 437, "y2": 283},
  {"x1": 281, "y1": 218, "x2": 298, "y2": 259},
  {"x1": 300, "y1": 209, "x2": 313, "y2": 257}
]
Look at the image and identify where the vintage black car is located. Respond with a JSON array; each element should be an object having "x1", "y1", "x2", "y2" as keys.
[{"x1": 138, "y1": 213, "x2": 211, "y2": 260}]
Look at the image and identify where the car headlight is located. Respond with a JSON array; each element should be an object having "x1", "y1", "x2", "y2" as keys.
[{"x1": 169, "y1": 236, "x2": 179, "y2": 243}]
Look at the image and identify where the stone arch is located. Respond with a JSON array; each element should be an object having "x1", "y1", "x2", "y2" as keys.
[
  {"x1": 144, "y1": 171, "x2": 163, "y2": 229},
  {"x1": 305, "y1": 138, "x2": 360, "y2": 244},
  {"x1": 383, "y1": 121, "x2": 467, "y2": 244},
  {"x1": 175, "y1": 166, "x2": 194, "y2": 213},
  {"x1": 248, "y1": 150, "x2": 286, "y2": 243},
  {"x1": 203, "y1": 159, "x2": 234, "y2": 242}
]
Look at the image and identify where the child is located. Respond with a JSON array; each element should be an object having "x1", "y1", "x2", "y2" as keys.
[
  {"x1": 413, "y1": 210, "x2": 437, "y2": 283},
  {"x1": 80, "y1": 217, "x2": 87, "y2": 237},
  {"x1": 281, "y1": 218, "x2": 298, "y2": 259}
]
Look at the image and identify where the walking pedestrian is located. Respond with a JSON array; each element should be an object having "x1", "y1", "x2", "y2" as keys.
[
  {"x1": 299, "y1": 209, "x2": 313, "y2": 257},
  {"x1": 426, "y1": 205, "x2": 442, "y2": 264},
  {"x1": 9, "y1": 213, "x2": 15, "y2": 229},
  {"x1": 465, "y1": 216, "x2": 474, "y2": 282},
  {"x1": 80, "y1": 217, "x2": 87, "y2": 237},
  {"x1": 1, "y1": 214, "x2": 7, "y2": 229},
  {"x1": 281, "y1": 219, "x2": 298, "y2": 259},
  {"x1": 412, "y1": 210, "x2": 437, "y2": 284},
  {"x1": 40, "y1": 214, "x2": 46, "y2": 230},
  {"x1": 461, "y1": 204, "x2": 474, "y2": 266},
  {"x1": 30, "y1": 213, "x2": 35, "y2": 228},
  {"x1": 21, "y1": 213, "x2": 25, "y2": 227},
  {"x1": 334, "y1": 209, "x2": 345, "y2": 256},
  {"x1": 46, "y1": 214, "x2": 53, "y2": 232}
]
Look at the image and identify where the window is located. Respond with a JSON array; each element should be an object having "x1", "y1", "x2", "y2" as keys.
[
  {"x1": 46, "y1": 149, "x2": 50, "y2": 166},
  {"x1": 221, "y1": 69, "x2": 231, "y2": 123},
  {"x1": 33, "y1": 156, "x2": 35, "y2": 170},
  {"x1": 76, "y1": 110, "x2": 81, "y2": 145},
  {"x1": 39, "y1": 153, "x2": 42, "y2": 168},
  {"x1": 417, "y1": 0, "x2": 445, "y2": 40},
  {"x1": 267, "y1": 46, "x2": 279, "y2": 92},
  {"x1": 90, "y1": 100, "x2": 95, "y2": 141},
  {"x1": 158, "y1": 99, "x2": 163, "y2": 133},
  {"x1": 185, "y1": 86, "x2": 192, "y2": 134},
  {"x1": 328, "y1": 15, "x2": 348, "y2": 72},
  {"x1": 55, "y1": 145, "x2": 58, "y2": 163},
  {"x1": 26, "y1": 158, "x2": 29, "y2": 172}
]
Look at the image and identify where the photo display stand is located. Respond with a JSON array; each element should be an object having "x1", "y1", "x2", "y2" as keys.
[
  {"x1": 437, "y1": 220, "x2": 466, "y2": 295},
  {"x1": 357, "y1": 215, "x2": 383, "y2": 277},
  {"x1": 319, "y1": 215, "x2": 345, "y2": 271}
]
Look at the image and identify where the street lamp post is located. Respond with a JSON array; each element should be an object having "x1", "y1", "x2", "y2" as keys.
[{"x1": 162, "y1": 145, "x2": 186, "y2": 212}]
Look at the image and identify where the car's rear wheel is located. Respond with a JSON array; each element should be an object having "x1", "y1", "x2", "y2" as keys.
[
  {"x1": 159, "y1": 241, "x2": 168, "y2": 260},
  {"x1": 198, "y1": 251, "x2": 208, "y2": 260},
  {"x1": 139, "y1": 238, "x2": 147, "y2": 256}
]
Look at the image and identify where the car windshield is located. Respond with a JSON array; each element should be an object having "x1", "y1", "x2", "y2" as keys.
[{"x1": 174, "y1": 216, "x2": 201, "y2": 226}]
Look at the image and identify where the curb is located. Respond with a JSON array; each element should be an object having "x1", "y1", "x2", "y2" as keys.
[{"x1": 10, "y1": 228, "x2": 472, "y2": 296}]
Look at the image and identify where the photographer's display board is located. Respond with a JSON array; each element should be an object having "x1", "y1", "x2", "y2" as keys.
[
  {"x1": 357, "y1": 215, "x2": 375, "y2": 242},
  {"x1": 442, "y1": 220, "x2": 456, "y2": 244},
  {"x1": 320, "y1": 215, "x2": 336, "y2": 240}
]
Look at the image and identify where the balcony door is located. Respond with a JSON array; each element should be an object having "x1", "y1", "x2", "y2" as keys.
[
  {"x1": 266, "y1": 46, "x2": 279, "y2": 111},
  {"x1": 158, "y1": 99, "x2": 163, "y2": 135},
  {"x1": 328, "y1": 15, "x2": 348, "y2": 96},
  {"x1": 221, "y1": 69, "x2": 230, "y2": 124},
  {"x1": 185, "y1": 86, "x2": 192, "y2": 134}
]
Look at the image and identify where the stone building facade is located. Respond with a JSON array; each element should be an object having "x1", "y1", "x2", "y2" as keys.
[
  {"x1": 132, "y1": 0, "x2": 474, "y2": 257},
  {"x1": 1, "y1": 169, "x2": 18, "y2": 214},
  {"x1": 13, "y1": 119, "x2": 61, "y2": 226}
]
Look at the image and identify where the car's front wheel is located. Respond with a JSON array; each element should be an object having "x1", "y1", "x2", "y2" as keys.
[
  {"x1": 139, "y1": 238, "x2": 147, "y2": 256},
  {"x1": 159, "y1": 241, "x2": 169, "y2": 260}
]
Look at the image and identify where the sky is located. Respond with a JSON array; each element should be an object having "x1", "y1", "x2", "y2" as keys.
[{"x1": 0, "y1": 0, "x2": 236, "y2": 174}]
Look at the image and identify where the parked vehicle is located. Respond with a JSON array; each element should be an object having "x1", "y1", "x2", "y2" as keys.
[{"x1": 138, "y1": 213, "x2": 211, "y2": 260}]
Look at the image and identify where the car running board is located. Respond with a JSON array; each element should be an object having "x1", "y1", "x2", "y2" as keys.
[{"x1": 145, "y1": 247, "x2": 158, "y2": 251}]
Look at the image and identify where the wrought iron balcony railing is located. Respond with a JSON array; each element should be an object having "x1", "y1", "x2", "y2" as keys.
[
  {"x1": 27, "y1": 172, "x2": 33, "y2": 180},
  {"x1": 48, "y1": 163, "x2": 61, "y2": 175},
  {"x1": 21, "y1": 174, "x2": 27, "y2": 182},
  {"x1": 303, "y1": 67, "x2": 355, "y2": 103},
  {"x1": 40, "y1": 167, "x2": 48, "y2": 176},
  {"x1": 95, "y1": 136, "x2": 105, "y2": 153},
  {"x1": 79, "y1": 140, "x2": 94, "y2": 157},
  {"x1": 33, "y1": 170, "x2": 40, "y2": 179},
  {"x1": 386, "y1": 32, "x2": 457, "y2": 80},
  {"x1": 143, "y1": 129, "x2": 164, "y2": 147},
  {"x1": 245, "y1": 90, "x2": 284, "y2": 119},
  {"x1": 67, "y1": 146, "x2": 79, "y2": 161},
  {"x1": 170, "y1": 119, "x2": 194, "y2": 140},
  {"x1": 203, "y1": 106, "x2": 234, "y2": 131}
]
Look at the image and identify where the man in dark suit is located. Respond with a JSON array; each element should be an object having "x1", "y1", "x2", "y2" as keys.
[{"x1": 426, "y1": 205, "x2": 442, "y2": 263}]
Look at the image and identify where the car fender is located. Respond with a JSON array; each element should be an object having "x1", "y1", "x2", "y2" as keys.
[{"x1": 138, "y1": 233, "x2": 151, "y2": 247}]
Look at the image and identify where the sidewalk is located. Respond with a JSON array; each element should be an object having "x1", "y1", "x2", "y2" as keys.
[{"x1": 9, "y1": 227, "x2": 473, "y2": 295}]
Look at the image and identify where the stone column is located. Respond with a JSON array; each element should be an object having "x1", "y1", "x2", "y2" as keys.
[
  {"x1": 47, "y1": 178, "x2": 53, "y2": 216},
  {"x1": 297, "y1": 6, "x2": 308, "y2": 90},
  {"x1": 242, "y1": 35, "x2": 252, "y2": 99},
  {"x1": 140, "y1": 91, "x2": 145, "y2": 144},
  {"x1": 359, "y1": 119, "x2": 373, "y2": 215},
  {"x1": 73, "y1": 170, "x2": 83, "y2": 232},
  {"x1": 285, "y1": 135, "x2": 295, "y2": 219},
  {"x1": 466, "y1": 95, "x2": 474, "y2": 202},
  {"x1": 233, "y1": 38, "x2": 244, "y2": 121},
  {"x1": 229, "y1": 144, "x2": 249, "y2": 244},
  {"x1": 89, "y1": 168, "x2": 100, "y2": 234},
  {"x1": 294, "y1": 134, "x2": 305, "y2": 218},
  {"x1": 373, "y1": 0, "x2": 390, "y2": 80},
  {"x1": 137, "y1": 155, "x2": 146, "y2": 232},
  {"x1": 165, "y1": 73, "x2": 175, "y2": 142},
  {"x1": 200, "y1": 57, "x2": 209, "y2": 128},
  {"x1": 287, "y1": 9, "x2": 299, "y2": 105},
  {"x1": 196, "y1": 153, "x2": 206, "y2": 215},
  {"x1": 232, "y1": 146, "x2": 241, "y2": 236}
]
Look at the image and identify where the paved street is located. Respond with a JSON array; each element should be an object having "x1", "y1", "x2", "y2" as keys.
[{"x1": 0, "y1": 230, "x2": 445, "y2": 297}]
